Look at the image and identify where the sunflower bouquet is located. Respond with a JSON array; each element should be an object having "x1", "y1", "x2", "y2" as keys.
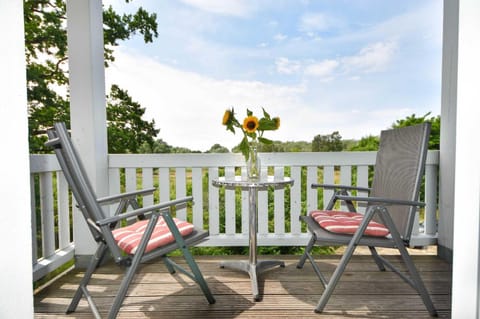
[{"x1": 222, "y1": 107, "x2": 280, "y2": 161}]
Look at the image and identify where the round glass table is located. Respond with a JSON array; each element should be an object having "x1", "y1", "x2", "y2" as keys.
[{"x1": 212, "y1": 176, "x2": 294, "y2": 301}]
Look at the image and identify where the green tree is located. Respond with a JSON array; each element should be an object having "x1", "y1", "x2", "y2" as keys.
[
  {"x1": 139, "y1": 139, "x2": 172, "y2": 153},
  {"x1": 172, "y1": 146, "x2": 199, "y2": 153},
  {"x1": 392, "y1": 113, "x2": 440, "y2": 150},
  {"x1": 312, "y1": 131, "x2": 343, "y2": 152},
  {"x1": 348, "y1": 135, "x2": 379, "y2": 151},
  {"x1": 107, "y1": 85, "x2": 159, "y2": 153},
  {"x1": 207, "y1": 144, "x2": 230, "y2": 153},
  {"x1": 25, "y1": 0, "x2": 159, "y2": 153}
]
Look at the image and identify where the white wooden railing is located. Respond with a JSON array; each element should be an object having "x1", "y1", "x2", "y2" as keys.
[{"x1": 31, "y1": 151, "x2": 439, "y2": 281}]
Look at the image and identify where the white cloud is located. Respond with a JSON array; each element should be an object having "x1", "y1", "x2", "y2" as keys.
[
  {"x1": 275, "y1": 57, "x2": 302, "y2": 75},
  {"x1": 299, "y1": 12, "x2": 344, "y2": 34},
  {"x1": 341, "y1": 41, "x2": 397, "y2": 73},
  {"x1": 275, "y1": 40, "x2": 396, "y2": 80},
  {"x1": 178, "y1": 0, "x2": 254, "y2": 17},
  {"x1": 274, "y1": 33, "x2": 288, "y2": 42},
  {"x1": 304, "y1": 59, "x2": 340, "y2": 78}
]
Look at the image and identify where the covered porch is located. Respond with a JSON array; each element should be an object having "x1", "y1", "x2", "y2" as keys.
[{"x1": 1, "y1": 0, "x2": 479, "y2": 318}]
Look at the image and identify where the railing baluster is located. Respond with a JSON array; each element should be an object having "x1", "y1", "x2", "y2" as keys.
[
  {"x1": 159, "y1": 167, "x2": 170, "y2": 202},
  {"x1": 258, "y1": 168, "x2": 269, "y2": 235},
  {"x1": 323, "y1": 166, "x2": 334, "y2": 209},
  {"x1": 125, "y1": 167, "x2": 137, "y2": 193},
  {"x1": 307, "y1": 166, "x2": 317, "y2": 212},
  {"x1": 224, "y1": 167, "x2": 236, "y2": 235},
  {"x1": 40, "y1": 172, "x2": 56, "y2": 258},
  {"x1": 108, "y1": 167, "x2": 121, "y2": 217},
  {"x1": 290, "y1": 166, "x2": 302, "y2": 234},
  {"x1": 191, "y1": 167, "x2": 203, "y2": 228},
  {"x1": 340, "y1": 165, "x2": 352, "y2": 211},
  {"x1": 208, "y1": 168, "x2": 220, "y2": 236},
  {"x1": 57, "y1": 172, "x2": 70, "y2": 248},
  {"x1": 274, "y1": 167, "x2": 285, "y2": 235},
  {"x1": 356, "y1": 165, "x2": 370, "y2": 213},
  {"x1": 175, "y1": 167, "x2": 187, "y2": 220},
  {"x1": 142, "y1": 167, "x2": 154, "y2": 207},
  {"x1": 31, "y1": 174, "x2": 38, "y2": 264},
  {"x1": 425, "y1": 164, "x2": 438, "y2": 235}
]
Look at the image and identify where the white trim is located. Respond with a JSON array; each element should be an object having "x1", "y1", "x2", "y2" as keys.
[
  {"x1": 451, "y1": 0, "x2": 480, "y2": 317},
  {"x1": 0, "y1": 0, "x2": 34, "y2": 317}
]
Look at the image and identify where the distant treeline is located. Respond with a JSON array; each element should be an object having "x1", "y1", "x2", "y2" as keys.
[{"x1": 139, "y1": 113, "x2": 440, "y2": 154}]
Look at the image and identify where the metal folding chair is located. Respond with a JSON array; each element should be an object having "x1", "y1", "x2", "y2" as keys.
[
  {"x1": 297, "y1": 123, "x2": 437, "y2": 316},
  {"x1": 46, "y1": 122, "x2": 215, "y2": 318}
]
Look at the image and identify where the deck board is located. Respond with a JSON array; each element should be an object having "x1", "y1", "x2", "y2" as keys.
[{"x1": 34, "y1": 254, "x2": 452, "y2": 318}]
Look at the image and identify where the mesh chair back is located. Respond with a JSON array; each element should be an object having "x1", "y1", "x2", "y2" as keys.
[
  {"x1": 46, "y1": 123, "x2": 107, "y2": 237},
  {"x1": 369, "y1": 123, "x2": 430, "y2": 241}
]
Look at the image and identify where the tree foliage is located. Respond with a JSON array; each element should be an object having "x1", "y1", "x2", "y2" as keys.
[
  {"x1": 139, "y1": 139, "x2": 172, "y2": 154},
  {"x1": 24, "y1": 0, "x2": 159, "y2": 153},
  {"x1": 312, "y1": 131, "x2": 343, "y2": 152},
  {"x1": 347, "y1": 135, "x2": 380, "y2": 151},
  {"x1": 392, "y1": 112, "x2": 440, "y2": 150},
  {"x1": 107, "y1": 85, "x2": 159, "y2": 153},
  {"x1": 207, "y1": 144, "x2": 230, "y2": 153}
]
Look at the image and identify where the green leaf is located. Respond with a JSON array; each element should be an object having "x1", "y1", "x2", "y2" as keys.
[
  {"x1": 239, "y1": 136, "x2": 250, "y2": 160},
  {"x1": 262, "y1": 107, "x2": 271, "y2": 119}
]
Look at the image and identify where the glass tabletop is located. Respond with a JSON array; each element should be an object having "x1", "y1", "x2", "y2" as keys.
[{"x1": 212, "y1": 176, "x2": 293, "y2": 188}]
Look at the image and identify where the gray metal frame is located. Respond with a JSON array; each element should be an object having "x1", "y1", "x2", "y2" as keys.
[
  {"x1": 45, "y1": 122, "x2": 215, "y2": 319},
  {"x1": 212, "y1": 176, "x2": 293, "y2": 300},
  {"x1": 297, "y1": 123, "x2": 437, "y2": 316}
]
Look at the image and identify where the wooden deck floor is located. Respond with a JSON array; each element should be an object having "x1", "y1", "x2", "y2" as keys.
[{"x1": 34, "y1": 251, "x2": 452, "y2": 318}]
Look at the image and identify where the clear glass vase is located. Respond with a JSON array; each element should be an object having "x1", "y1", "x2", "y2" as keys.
[{"x1": 247, "y1": 141, "x2": 260, "y2": 180}]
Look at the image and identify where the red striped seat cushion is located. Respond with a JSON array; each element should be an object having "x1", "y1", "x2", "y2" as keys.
[
  {"x1": 112, "y1": 217, "x2": 194, "y2": 254},
  {"x1": 310, "y1": 211, "x2": 390, "y2": 237}
]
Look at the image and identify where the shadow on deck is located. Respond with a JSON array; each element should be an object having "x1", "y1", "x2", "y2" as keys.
[{"x1": 34, "y1": 250, "x2": 451, "y2": 318}]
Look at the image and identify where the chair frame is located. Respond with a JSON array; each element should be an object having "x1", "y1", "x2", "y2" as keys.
[
  {"x1": 46, "y1": 122, "x2": 215, "y2": 319},
  {"x1": 297, "y1": 123, "x2": 437, "y2": 316}
]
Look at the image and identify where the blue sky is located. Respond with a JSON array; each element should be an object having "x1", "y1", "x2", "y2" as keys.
[{"x1": 104, "y1": 0, "x2": 443, "y2": 151}]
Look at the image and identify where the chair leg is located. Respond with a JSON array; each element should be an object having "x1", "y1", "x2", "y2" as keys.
[
  {"x1": 108, "y1": 259, "x2": 142, "y2": 319},
  {"x1": 297, "y1": 235, "x2": 316, "y2": 269},
  {"x1": 380, "y1": 209, "x2": 438, "y2": 317},
  {"x1": 315, "y1": 207, "x2": 378, "y2": 313},
  {"x1": 315, "y1": 236, "x2": 357, "y2": 313},
  {"x1": 181, "y1": 247, "x2": 216, "y2": 304},
  {"x1": 162, "y1": 255, "x2": 176, "y2": 274},
  {"x1": 109, "y1": 213, "x2": 161, "y2": 319},
  {"x1": 368, "y1": 246, "x2": 386, "y2": 271},
  {"x1": 161, "y1": 212, "x2": 215, "y2": 304},
  {"x1": 66, "y1": 243, "x2": 108, "y2": 315}
]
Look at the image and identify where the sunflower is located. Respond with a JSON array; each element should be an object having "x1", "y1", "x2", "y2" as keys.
[
  {"x1": 222, "y1": 109, "x2": 232, "y2": 125},
  {"x1": 273, "y1": 117, "x2": 280, "y2": 129},
  {"x1": 221, "y1": 107, "x2": 280, "y2": 161},
  {"x1": 243, "y1": 116, "x2": 259, "y2": 133}
]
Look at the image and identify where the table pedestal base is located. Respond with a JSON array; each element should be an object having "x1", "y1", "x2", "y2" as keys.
[{"x1": 220, "y1": 260, "x2": 285, "y2": 301}]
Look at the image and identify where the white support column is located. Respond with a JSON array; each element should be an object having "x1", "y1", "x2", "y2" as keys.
[
  {"x1": 0, "y1": 0, "x2": 34, "y2": 317},
  {"x1": 438, "y1": 0, "x2": 459, "y2": 263},
  {"x1": 66, "y1": 0, "x2": 108, "y2": 266},
  {"x1": 451, "y1": 0, "x2": 480, "y2": 318}
]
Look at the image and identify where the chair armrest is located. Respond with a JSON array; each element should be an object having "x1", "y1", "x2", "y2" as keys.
[
  {"x1": 96, "y1": 196, "x2": 193, "y2": 226},
  {"x1": 312, "y1": 183, "x2": 371, "y2": 193},
  {"x1": 335, "y1": 195, "x2": 425, "y2": 207},
  {"x1": 96, "y1": 187, "x2": 156, "y2": 205}
]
